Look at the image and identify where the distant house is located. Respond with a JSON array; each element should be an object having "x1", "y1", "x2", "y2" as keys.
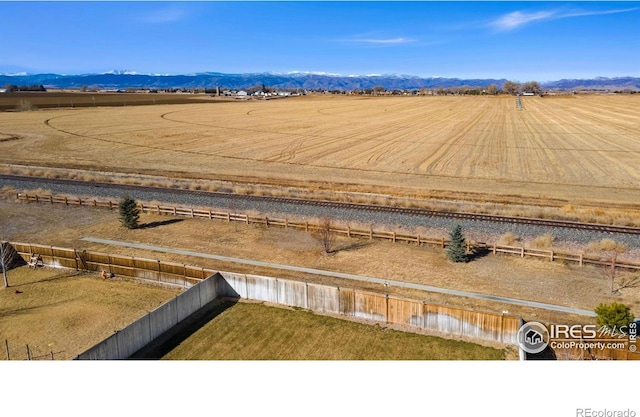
[
  {"x1": 236, "y1": 90, "x2": 248, "y2": 99},
  {"x1": 0, "y1": 88, "x2": 7, "y2": 94},
  {"x1": 522, "y1": 92, "x2": 535, "y2": 96}
]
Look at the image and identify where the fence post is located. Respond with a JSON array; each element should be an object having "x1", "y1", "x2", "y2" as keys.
[
  {"x1": 493, "y1": 243, "x2": 496, "y2": 255},
  {"x1": 50, "y1": 351, "x2": 54, "y2": 360},
  {"x1": 265, "y1": 217, "x2": 269, "y2": 227},
  {"x1": 521, "y1": 246, "x2": 525, "y2": 257},
  {"x1": 550, "y1": 250, "x2": 554, "y2": 262},
  {"x1": 226, "y1": 212, "x2": 230, "y2": 222},
  {"x1": 49, "y1": 195, "x2": 53, "y2": 204},
  {"x1": 26, "y1": 344, "x2": 31, "y2": 360},
  {"x1": 65, "y1": 197, "x2": 68, "y2": 206},
  {"x1": 347, "y1": 226, "x2": 351, "y2": 238},
  {"x1": 416, "y1": 234, "x2": 420, "y2": 246},
  {"x1": 5, "y1": 339, "x2": 9, "y2": 360},
  {"x1": 392, "y1": 232, "x2": 396, "y2": 243},
  {"x1": 305, "y1": 221, "x2": 309, "y2": 232},
  {"x1": 441, "y1": 238, "x2": 445, "y2": 248},
  {"x1": 579, "y1": 253, "x2": 583, "y2": 266},
  {"x1": 35, "y1": 194, "x2": 39, "y2": 203},
  {"x1": 385, "y1": 293, "x2": 389, "y2": 324},
  {"x1": 78, "y1": 197, "x2": 82, "y2": 206},
  {"x1": 245, "y1": 214, "x2": 249, "y2": 225},
  {"x1": 108, "y1": 200, "x2": 113, "y2": 210},
  {"x1": 209, "y1": 210, "x2": 212, "y2": 220}
]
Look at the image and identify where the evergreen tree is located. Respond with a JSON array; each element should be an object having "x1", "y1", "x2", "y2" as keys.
[
  {"x1": 447, "y1": 225, "x2": 468, "y2": 263},
  {"x1": 118, "y1": 195, "x2": 140, "y2": 229},
  {"x1": 595, "y1": 302, "x2": 635, "y2": 334}
]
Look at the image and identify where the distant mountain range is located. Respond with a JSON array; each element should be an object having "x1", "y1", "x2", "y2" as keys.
[{"x1": 1, "y1": 71, "x2": 638, "y2": 91}]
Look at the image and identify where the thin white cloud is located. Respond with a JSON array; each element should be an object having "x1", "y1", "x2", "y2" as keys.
[
  {"x1": 491, "y1": 11, "x2": 556, "y2": 31},
  {"x1": 341, "y1": 36, "x2": 417, "y2": 46},
  {"x1": 490, "y1": 7, "x2": 639, "y2": 31},
  {"x1": 138, "y1": 7, "x2": 188, "y2": 24},
  {"x1": 357, "y1": 37, "x2": 416, "y2": 45}
]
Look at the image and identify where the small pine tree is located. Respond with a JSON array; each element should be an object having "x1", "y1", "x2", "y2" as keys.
[
  {"x1": 118, "y1": 195, "x2": 140, "y2": 229},
  {"x1": 447, "y1": 225, "x2": 468, "y2": 263},
  {"x1": 594, "y1": 302, "x2": 635, "y2": 334}
]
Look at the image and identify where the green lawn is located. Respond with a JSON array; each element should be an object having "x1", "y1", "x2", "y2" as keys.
[{"x1": 162, "y1": 301, "x2": 506, "y2": 360}]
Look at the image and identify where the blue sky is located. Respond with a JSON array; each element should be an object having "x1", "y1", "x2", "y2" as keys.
[{"x1": 1, "y1": 1, "x2": 638, "y2": 81}]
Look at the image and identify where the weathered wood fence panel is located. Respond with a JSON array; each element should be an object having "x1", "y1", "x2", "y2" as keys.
[
  {"x1": 388, "y1": 297, "x2": 424, "y2": 328},
  {"x1": 9, "y1": 242, "x2": 542, "y2": 349},
  {"x1": 307, "y1": 283, "x2": 340, "y2": 314},
  {"x1": 354, "y1": 291, "x2": 387, "y2": 322}
]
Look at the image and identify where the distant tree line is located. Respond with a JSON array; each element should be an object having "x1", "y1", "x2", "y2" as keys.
[
  {"x1": 501, "y1": 81, "x2": 542, "y2": 95},
  {"x1": 3, "y1": 84, "x2": 47, "y2": 92}
]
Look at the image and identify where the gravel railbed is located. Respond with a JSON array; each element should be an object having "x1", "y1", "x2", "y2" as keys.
[{"x1": 3, "y1": 176, "x2": 639, "y2": 255}]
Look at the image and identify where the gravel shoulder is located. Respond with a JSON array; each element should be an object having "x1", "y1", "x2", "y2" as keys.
[{"x1": 2, "y1": 193, "x2": 639, "y2": 325}]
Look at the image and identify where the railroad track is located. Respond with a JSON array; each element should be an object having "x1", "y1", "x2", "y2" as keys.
[{"x1": 4, "y1": 173, "x2": 640, "y2": 235}]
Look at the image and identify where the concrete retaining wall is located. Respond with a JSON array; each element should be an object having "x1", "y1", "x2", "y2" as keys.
[
  {"x1": 76, "y1": 273, "x2": 219, "y2": 360},
  {"x1": 217, "y1": 272, "x2": 520, "y2": 346},
  {"x1": 77, "y1": 270, "x2": 519, "y2": 359}
]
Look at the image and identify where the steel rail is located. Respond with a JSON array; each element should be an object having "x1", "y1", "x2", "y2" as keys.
[{"x1": 4, "y1": 173, "x2": 640, "y2": 235}]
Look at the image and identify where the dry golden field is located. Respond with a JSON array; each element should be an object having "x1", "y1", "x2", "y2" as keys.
[
  {"x1": 0, "y1": 266, "x2": 179, "y2": 360},
  {"x1": 1, "y1": 94, "x2": 639, "y2": 207}
]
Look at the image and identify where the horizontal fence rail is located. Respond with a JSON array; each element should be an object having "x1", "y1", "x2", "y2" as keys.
[
  {"x1": 8, "y1": 241, "x2": 639, "y2": 360},
  {"x1": 10, "y1": 241, "x2": 213, "y2": 288},
  {"x1": 16, "y1": 192, "x2": 640, "y2": 272}
]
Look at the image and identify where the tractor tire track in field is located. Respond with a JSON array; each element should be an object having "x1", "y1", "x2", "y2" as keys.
[
  {"x1": 41, "y1": 111, "x2": 640, "y2": 196},
  {"x1": 516, "y1": 109, "x2": 565, "y2": 180},
  {"x1": 526, "y1": 99, "x2": 640, "y2": 185},
  {"x1": 414, "y1": 99, "x2": 491, "y2": 175}
]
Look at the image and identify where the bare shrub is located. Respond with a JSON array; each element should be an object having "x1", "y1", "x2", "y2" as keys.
[
  {"x1": 16, "y1": 99, "x2": 36, "y2": 112},
  {"x1": 498, "y1": 232, "x2": 520, "y2": 246},
  {"x1": 530, "y1": 233, "x2": 553, "y2": 249},
  {"x1": 589, "y1": 238, "x2": 627, "y2": 254},
  {"x1": 588, "y1": 238, "x2": 627, "y2": 294},
  {"x1": 316, "y1": 216, "x2": 335, "y2": 254}
]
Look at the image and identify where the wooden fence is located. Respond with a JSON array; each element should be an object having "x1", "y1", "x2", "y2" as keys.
[
  {"x1": 16, "y1": 192, "x2": 640, "y2": 272},
  {"x1": 7, "y1": 241, "x2": 640, "y2": 359},
  {"x1": 10, "y1": 242, "x2": 214, "y2": 288},
  {"x1": 8, "y1": 242, "x2": 521, "y2": 347}
]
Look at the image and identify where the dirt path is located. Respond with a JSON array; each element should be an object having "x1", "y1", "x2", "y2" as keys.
[{"x1": 81, "y1": 237, "x2": 596, "y2": 317}]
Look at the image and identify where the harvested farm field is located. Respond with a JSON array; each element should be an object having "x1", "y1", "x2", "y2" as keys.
[
  {"x1": 1, "y1": 94, "x2": 640, "y2": 207},
  {"x1": 0, "y1": 266, "x2": 180, "y2": 360},
  {"x1": 158, "y1": 300, "x2": 508, "y2": 360}
]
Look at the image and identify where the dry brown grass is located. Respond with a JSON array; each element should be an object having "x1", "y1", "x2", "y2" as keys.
[
  {"x1": 498, "y1": 232, "x2": 520, "y2": 246},
  {"x1": 3, "y1": 198, "x2": 639, "y2": 326},
  {"x1": 530, "y1": 233, "x2": 554, "y2": 249},
  {"x1": 1, "y1": 95, "x2": 640, "y2": 214},
  {"x1": 0, "y1": 266, "x2": 179, "y2": 360}
]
